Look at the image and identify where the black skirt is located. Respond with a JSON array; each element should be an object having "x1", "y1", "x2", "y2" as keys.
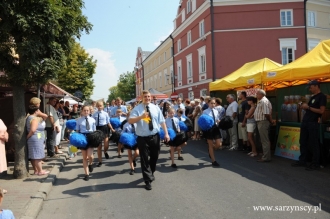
[
  {"x1": 169, "y1": 132, "x2": 188, "y2": 147},
  {"x1": 96, "y1": 125, "x2": 109, "y2": 136},
  {"x1": 204, "y1": 125, "x2": 222, "y2": 140},
  {"x1": 123, "y1": 144, "x2": 138, "y2": 150}
]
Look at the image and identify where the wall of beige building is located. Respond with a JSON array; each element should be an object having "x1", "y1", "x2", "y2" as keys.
[
  {"x1": 306, "y1": 1, "x2": 330, "y2": 50},
  {"x1": 143, "y1": 37, "x2": 174, "y2": 96}
]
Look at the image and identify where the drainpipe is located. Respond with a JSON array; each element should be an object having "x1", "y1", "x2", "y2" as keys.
[
  {"x1": 210, "y1": 0, "x2": 216, "y2": 81},
  {"x1": 170, "y1": 34, "x2": 176, "y2": 92},
  {"x1": 141, "y1": 63, "x2": 145, "y2": 90},
  {"x1": 304, "y1": 0, "x2": 308, "y2": 53}
]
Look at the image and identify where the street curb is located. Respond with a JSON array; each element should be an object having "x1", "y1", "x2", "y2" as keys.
[{"x1": 19, "y1": 155, "x2": 67, "y2": 219}]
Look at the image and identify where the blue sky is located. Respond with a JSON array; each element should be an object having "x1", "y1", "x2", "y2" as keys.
[{"x1": 79, "y1": 0, "x2": 179, "y2": 101}]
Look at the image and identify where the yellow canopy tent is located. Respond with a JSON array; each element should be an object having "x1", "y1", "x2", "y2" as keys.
[
  {"x1": 262, "y1": 39, "x2": 330, "y2": 89},
  {"x1": 209, "y1": 58, "x2": 282, "y2": 91}
]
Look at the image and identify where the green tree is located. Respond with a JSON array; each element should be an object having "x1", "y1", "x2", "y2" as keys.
[
  {"x1": 0, "y1": 0, "x2": 92, "y2": 178},
  {"x1": 57, "y1": 42, "x2": 96, "y2": 100},
  {"x1": 107, "y1": 86, "x2": 119, "y2": 103},
  {"x1": 116, "y1": 71, "x2": 136, "y2": 101}
]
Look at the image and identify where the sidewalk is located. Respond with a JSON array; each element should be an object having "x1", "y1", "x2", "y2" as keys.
[{"x1": 0, "y1": 142, "x2": 69, "y2": 219}]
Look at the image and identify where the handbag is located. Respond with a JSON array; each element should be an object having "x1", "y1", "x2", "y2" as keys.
[{"x1": 218, "y1": 116, "x2": 233, "y2": 130}]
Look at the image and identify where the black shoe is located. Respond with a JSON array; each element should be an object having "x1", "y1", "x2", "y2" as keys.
[
  {"x1": 118, "y1": 155, "x2": 122, "y2": 158},
  {"x1": 133, "y1": 160, "x2": 136, "y2": 167},
  {"x1": 83, "y1": 175, "x2": 89, "y2": 181},
  {"x1": 212, "y1": 161, "x2": 220, "y2": 167},
  {"x1": 104, "y1": 152, "x2": 109, "y2": 159},
  {"x1": 171, "y1": 164, "x2": 177, "y2": 168},
  {"x1": 129, "y1": 169, "x2": 135, "y2": 175},
  {"x1": 121, "y1": 148, "x2": 124, "y2": 153},
  {"x1": 305, "y1": 164, "x2": 320, "y2": 171},
  {"x1": 88, "y1": 164, "x2": 93, "y2": 173},
  {"x1": 291, "y1": 161, "x2": 306, "y2": 167},
  {"x1": 145, "y1": 181, "x2": 152, "y2": 190},
  {"x1": 178, "y1": 156, "x2": 184, "y2": 161},
  {"x1": 97, "y1": 162, "x2": 102, "y2": 167}
]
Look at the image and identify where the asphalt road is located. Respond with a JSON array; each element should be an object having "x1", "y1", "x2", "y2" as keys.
[{"x1": 37, "y1": 140, "x2": 330, "y2": 219}]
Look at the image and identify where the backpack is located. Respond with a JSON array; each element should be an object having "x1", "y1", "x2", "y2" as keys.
[{"x1": 218, "y1": 116, "x2": 233, "y2": 130}]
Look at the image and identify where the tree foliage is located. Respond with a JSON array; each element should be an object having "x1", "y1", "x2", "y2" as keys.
[
  {"x1": 0, "y1": 0, "x2": 92, "y2": 178},
  {"x1": 107, "y1": 71, "x2": 136, "y2": 102},
  {"x1": 107, "y1": 86, "x2": 119, "y2": 103},
  {"x1": 57, "y1": 42, "x2": 96, "y2": 100}
]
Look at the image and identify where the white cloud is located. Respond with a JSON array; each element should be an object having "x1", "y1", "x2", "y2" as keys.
[
  {"x1": 154, "y1": 29, "x2": 173, "y2": 47},
  {"x1": 86, "y1": 48, "x2": 118, "y2": 101}
]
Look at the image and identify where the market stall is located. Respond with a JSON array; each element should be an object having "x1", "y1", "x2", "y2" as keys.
[
  {"x1": 261, "y1": 40, "x2": 330, "y2": 162},
  {"x1": 209, "y1": 40, "x2": 330, "y2": 162}
]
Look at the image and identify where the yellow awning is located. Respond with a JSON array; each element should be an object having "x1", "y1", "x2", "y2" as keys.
[
  {"x1": 262, "y1": 39, "x2": 330, "y2": 89},
  {"x1": 209, "y1": 58, "x2": 282, "y2": 91}
]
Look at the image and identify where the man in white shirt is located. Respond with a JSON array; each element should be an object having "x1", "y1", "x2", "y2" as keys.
[
  {"x1": 173, "y1": 98, "x2": 185, "y2": 116},
  {"x1": 226, "y1": 94, "x2": 238, "y2": 150},
  {"x1": 45, "y1": 97, "x2": 59, "y2": 157}
]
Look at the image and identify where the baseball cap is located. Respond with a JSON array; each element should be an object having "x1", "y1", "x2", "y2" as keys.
[
  {"x1": 306, "y1": 80, "x2": 320, "y2": 88},
  {"x1": 30, "y1": 97, "x2": 41, "y2": 105}
]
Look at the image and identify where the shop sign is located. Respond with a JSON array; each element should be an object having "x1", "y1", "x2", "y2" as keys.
[{"x1": 274, "y1": 126, "x2": 300, "y2": 160}]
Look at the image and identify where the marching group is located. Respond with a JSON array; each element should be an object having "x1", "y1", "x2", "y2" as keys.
[{"x1": 0, "y1": 82, "x2": 326, "y2": 192}]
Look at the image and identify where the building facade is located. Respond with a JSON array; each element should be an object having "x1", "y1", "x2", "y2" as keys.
[
  {"x1": 306, "y1": 0, "x2": 330, "y2": 50},
  {"x1": 143, "y1": 37, "x2": 174, "y2": 97},
  {"x1": 134, "y1": 47, "x2": 151, "y2": 98},
  {"x1": 171, "y1": 0, "x2": 330, "y2": 99}
]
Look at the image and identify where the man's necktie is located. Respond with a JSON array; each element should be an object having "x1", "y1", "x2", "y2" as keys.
[
  {"x1": 98, "y1": 112, "x2": 100, "y2": 126},
  {"x1": 146, "y1": 105, "x2": 154, "y2": 131},
  {"x1": 172, "y1": 118, "x2": 178, "y2": 133},
  {"x1": 85, "y1": 117, "x2": 90, "y2": 130},
  {"x1": 211, "y1": 109, "x2": 216, "y2": 124}
]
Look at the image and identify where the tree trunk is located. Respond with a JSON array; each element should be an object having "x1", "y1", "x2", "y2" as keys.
[{"x1": 12, "y1": 86, "x2": 29, "y2": 179}]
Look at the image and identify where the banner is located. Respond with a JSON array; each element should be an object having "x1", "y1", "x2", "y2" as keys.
[
  {"x1": 237, "y1": 88, "x2": 259, "y2": 97},
  {"x1": 274, "y1": 126, "x2": 300, "y2": 160}
]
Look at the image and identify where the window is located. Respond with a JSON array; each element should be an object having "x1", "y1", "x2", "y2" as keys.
[
  {"x1": 179, "y1": 93, "x2": 183, "y2": 99},
  {"x1": 164, "y1": 69, "x2": 168, "y2": 85},
  {"x1": 159, "y1": 56, "x2": 161, "y2": 65},
  {"x1": 281, "y1": 48, "x2": 293, "y2": 65},
  {"x1": 308, "y1": 39, "x2": 320, "y2": 51},
  {"x1": 187, "y1": 0, "x2": 191, "y2": 14},
  {"x1": 198, "y1": 46, "x2": 206, "y2": 75},
  {"x1": 150, "y1": 78, "x2": 153, "y2": 88},
  {"x1": 171, "y1": 47, "x2": 174, "y2": 57},
  {"x1": 186, "y1": 53, "x2": 193, "y2": 78},
  {"x1": 199, "y1": 20, "x2": 205, "y2": 37},
  {"x1": 170, "y1": 65, "x2": 174, "y2": 84},
  {"x1": 192, "y1": 0, "x2": 196, "y2": 12},
  {"x1": 154, "y1": 75, "x2": 157, "y2": 88},
  {"x1": 177, "y1": 60, "x2": 182, "y2": 82},
  {"x1": 188, "y1": 91, "x2": 194, "y2": 100},
  {"x1": 279, "y1": 38, "x2": 297, "y2": 65},
  {"x1": 280, "y1": 10, "x2": 293, "y2": 26},
  {"x1": 164, "y1": 52, "x2": 167, "y2": 61},
  {"x1": 159, "y1": 72, "x2": 162, "y2": 88},
  {"x1": 200, "y1": 89, "x2": 207, "y2": 97},
  {"x1": 187, "y1": 31, "x2": 192, "y2": 45},
  {"x1": 178, "y1": 39, "x2": 181, "y2": 52},
  {"x1": 182, "y1": 9, "x2": 186, "y2": 22},
  {"x1": 308, "y1": 11, "x2": 316, "y2": 27}
]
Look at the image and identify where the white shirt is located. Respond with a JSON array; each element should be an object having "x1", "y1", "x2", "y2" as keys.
[
  {"x1": 226, "y1": 101, "x2": 238, "y2": 122},
  {"x1": 45, "y1": 104, "x2": 59, "y2": 127}
]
